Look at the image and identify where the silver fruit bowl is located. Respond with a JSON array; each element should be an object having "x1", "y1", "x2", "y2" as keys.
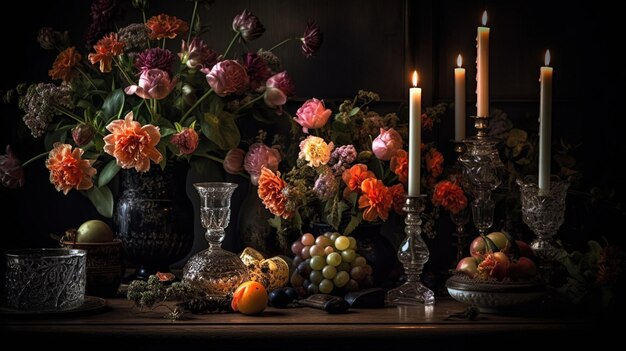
[{"x1": 445, "y1": 274, "x2": 546, "y2": 313}]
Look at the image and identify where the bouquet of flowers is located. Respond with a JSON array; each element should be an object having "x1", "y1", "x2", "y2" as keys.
[
  {"x1": 1, "y1": 0, "x2": 322, "y2": 218},
  {"x1": 233, "y1": 90, "x2": 448, "y2": 248}
]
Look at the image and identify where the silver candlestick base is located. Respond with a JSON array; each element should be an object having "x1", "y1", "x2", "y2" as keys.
[{"x1": 387, "y1": 195, "x2": 434, "y2": 306}]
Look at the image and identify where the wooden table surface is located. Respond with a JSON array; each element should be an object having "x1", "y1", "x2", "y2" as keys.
[{"x1": 1, "y1": 297, "x2": 605, "y2": 349}]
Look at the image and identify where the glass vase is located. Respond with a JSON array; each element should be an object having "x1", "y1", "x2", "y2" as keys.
[
  {"x1": 183, "y1": 182, "x2": 249, "y2": 296},
  {"x1": 517, "y1": 176, "x2": 569, "y2": 262},
  {"x1": 450, "y1": 207, "x2": 470, "y2": 266}
]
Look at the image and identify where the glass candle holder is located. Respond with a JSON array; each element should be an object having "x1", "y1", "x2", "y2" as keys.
[
  {"x1": 517, "y1": 176, "x2": 569, "y2": 262},
  {"x1": 5, "y1": 248, "x2": 86, "y2": 311},
  {"x1": 183, "y1": 182, "x2": 249, "y2": 296}
]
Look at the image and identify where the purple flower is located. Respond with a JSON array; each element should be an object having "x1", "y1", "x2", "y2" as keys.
[
  {"x1": 72, "y1": 124, "x2": 96, "y2": 146},
  {"x1": 244, "y1": 143, "x2": 281, "y2": 186},
  {"x1": 243, "y1": 53, "x2": 272, "y2": 90},
  {"x1": 232, "y1": 9, "x2": 266, "y2": 42},
  {"x1": 301, "y1": 20, "x2": 323, "y2": 58},
  {"x1": 37, "y1": 27, "x2": 70, "y2": 50},
  {"x1": 18, "y1": 83, "x2": 73, "y2": 138},
  {"x1": 135, "y1": 48, "x2": 175, "y2": 75},
  {"x1": 179, "y1": 37, "x2": 218, "y2": 70},
  {"x1": 223, "y1": 148, "x2": 246, "y2": 174},
  {"x1": 84, "y1": 0, "x2": 119, "y2": 47},
  {"x1": 205, "y1": 60, "x2": 249, "y2": 97},
  {"x1": 329, "y1": 145, "x2": 357, "y2": 175},
  {"x1": 0, "y1": 145, "x2": 25, "y2": 189},
  {"x1": 170, "y1": 128, "x2": 199, "y2": 155},
  {"x1": 313, "y1": 170, "x2": 338, "y2": 201},
  {"x1": 264, "y1": 71, "x2": 295, "y2": 111}
]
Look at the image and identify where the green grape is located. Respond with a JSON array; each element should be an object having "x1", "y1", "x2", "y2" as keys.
[
  {"x1": 329, "y1": 232, "x2": 340, "y2": 242},
  {"x1": 348, "y1": 237, "x2": 357, "y2": 250},
  {"x1": 315, "y1": 236, "x2": 332, "y2": 247},
  {"x1": 301, "y1": 233, "x2": 315, "y2": 246},
  {"x1": 352, "y1": 256, "x2": 367, "y2": 267},
  {"x1": 337, "y1": 261, "x2": 351, "y2": 273},
  {"x1": 334, "y1": 236, "x2": 350, "y2": 251},
  {"x1": 333, "y1": 271, "x2": 350, "y2": 288},
  {"x1": 324, "y1": 246, "x2": 334, "y2": 255},
  {"x1": 309, "y1": 270, "x2": 323, "y2": 284},
  {"x1": 341, "y1": 249, "x2": 356, "y2": 263},
  {"x1": 310, "y1": 256, "x2": 326, "y2": 271},
  {"x1": 309, "y1": 244, "x2": 325, "y2": 257},
  {"x1": 307, "y1": 283, "x2": 319, "y2": 295},
  {"x1": 323, "y1": 232, "x2": 333, "y2": 238},
  {"x1": 322, "y1": 265, "x2": 337, "y2": 279},
  {"x1": 319, "y1": 279, "x2": 334, "y2": 294},
  {"x1": 326, "y1": 252, "x2": 342, "y2": 267}
]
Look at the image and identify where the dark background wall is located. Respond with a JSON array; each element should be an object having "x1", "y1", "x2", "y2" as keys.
[{"x1": 1, "y1": 1, "x2": 624, "y2": 270}]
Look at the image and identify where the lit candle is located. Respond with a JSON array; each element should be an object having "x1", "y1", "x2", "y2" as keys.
[
  {"x1": 454, "y1": 54, "x2": 466, "y2": 141},
  {"x1": 408, "y1": 71, "x2": 421, "y2": 197},
  {"x1": 538, "y1": 50, "x2": 553, "y2": 193},
  {"x1": 477, "y1": 10, "x2": 490, "y2": 117}
]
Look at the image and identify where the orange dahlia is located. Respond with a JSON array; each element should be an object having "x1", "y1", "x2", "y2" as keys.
[
  {"x1": 341, "y1": 164, "x2": 375, "y2": 198},
  {"x1": 103, "y1": 112, "x2": 162, "y2": 172},
  {"x1": 390, "y1": 149, "x2": 409, "y2": 184},
  {"x1": 146, "y1": 14, "x2": 189, "y2": 40},
  {"x1": 88, "y1": 33, "x2": 125, "y2": 73},
  {"x1": 389, "y1": 183, "x2": 406, "y2": 215},
  {"x1": 257, "y1": 167, "x2": 292, "y2": 219},
  {"x1": 431, "y1": 180, "x2": 467, "y2": 214},
  {"x1": 425, "y1": 147, "x2": 444, "y2": 178},
  {"x1": 358, "y1": 178, "x2": 393, "y2": 222},
  {"x1": 45, "y1": 143, "x2": 96, "y2": 194},
  {"x1": 49, "y1": 47, "x2": 82, "y2": 82}
]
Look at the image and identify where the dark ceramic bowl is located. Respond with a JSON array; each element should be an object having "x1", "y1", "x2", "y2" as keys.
[{"x1": 61, "y1": 240, "x2": 124, "y2": 297}]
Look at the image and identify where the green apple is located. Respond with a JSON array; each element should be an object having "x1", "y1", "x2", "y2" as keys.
[{"x1": 76, "y1": 220, "x2": 114, "y2": 242}]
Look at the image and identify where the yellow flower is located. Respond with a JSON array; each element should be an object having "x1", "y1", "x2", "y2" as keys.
[{"x1": 298, "y1": 135, "x2": 334, "y2": 168}]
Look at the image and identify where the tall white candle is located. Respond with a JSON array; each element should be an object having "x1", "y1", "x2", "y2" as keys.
[
  {"x1": 408, "y1": 71, "x2": 421, "y2": 197},
  {"x1": 539, "y1": 50, "x2": 553, "y2": 193},
  {"x1": 454, "y1": 54, "x2": 466, "y2": 141},
  {"x1": 477, "y1": 10, "x2": 490, "y2": 117}
]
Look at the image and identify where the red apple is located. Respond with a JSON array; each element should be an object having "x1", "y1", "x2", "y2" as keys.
[
  {"x1": 487, "y1": 232, "x2": 510, "y2": 251},
  {"x1": 509, "y1": 257, "x2": 537, "y2": 280},
  {"x1": 455, "y1": 257, "x2": 479, "y2": 278},
  {"x1": 470, "y1": 233, "x2": 508, "y2": 261},
  {"x1": 516, "y1": 240, "x2": 537, "y2": 261}
]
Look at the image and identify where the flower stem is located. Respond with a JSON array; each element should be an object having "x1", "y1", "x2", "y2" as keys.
[
  {"x1": 268, "y1": 38, "x2": 295, "y2": 52},
  {"x1": 76, "y1": 67, "x2": 98, "y2": 90},
  {"x1": 180, "y1": 88, "x2": 213, "y2": 123},
  {"x1": 187, "y1": 0, "x2": 199, "y2": 44},
  {"x1": 223, "y1": 32, "x2": 241, "y2": 58},
  {"x1": 113, "y1": 57, "x2": 135, "y2": 86},
  {"x1": 196, "y1": 154, "x2": 251, "y2": 180},
  {"x1": 162, "y1": 38, "x2": 167, "y2": 49},
  {"x1": 234, "y1": 94, "x2": 264, "y2": 115},
  {"x1": 55, "y1": 105, "x2": 85, "y2": 124},
  {"x1": 21, "y1": 151, "x2": 50, "y2": 167}
]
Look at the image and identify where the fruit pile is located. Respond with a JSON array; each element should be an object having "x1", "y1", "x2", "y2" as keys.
[
  {"x1": 290, "y1": 232, "x2": 374, "y2": 296},
  {"x1": 456, "y1": 231, "x2": 538, "y2": 281}
]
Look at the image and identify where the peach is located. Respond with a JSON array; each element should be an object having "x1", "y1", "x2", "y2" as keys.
[{"x1": 231, "y1": 281, "x2": 268, "y2": 315}]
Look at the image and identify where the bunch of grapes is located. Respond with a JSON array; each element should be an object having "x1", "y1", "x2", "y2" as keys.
[{"x1": 290, "y1": 232, "x2": 374, "y2": 296}]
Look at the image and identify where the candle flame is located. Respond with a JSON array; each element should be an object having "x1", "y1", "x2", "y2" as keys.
[
  {"x1": 412, "y1": 70, "x2": 418, "y2": 86},
  {"x1": 482, "y1": 11, "x2": 488, "y2": 26},
  {"x1": 457, "y1": 54, "x2": 463, "y2": 67},
  {"x1": 544, "y1": 50, "x2": 551, "y2": 66}
]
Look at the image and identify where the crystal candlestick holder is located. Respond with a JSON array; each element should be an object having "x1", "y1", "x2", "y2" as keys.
[
  {"x1": 387, "y1": 195, "x2": 435, "y2": 306},
  {"x1": 517, "y1": 176, "x2": 569, "y2": 263},
  {"x1": 183, "y1": 182, "x2": 249, "y2": 296}
]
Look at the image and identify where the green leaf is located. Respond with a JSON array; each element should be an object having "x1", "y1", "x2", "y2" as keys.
[
  {"x1": 98, "y1": 159, "x2": 121, "y2": 187},
  {"x1": 250, "y1": 108, "x2": 279, "y2": 124},
  {"x1": 344, "y1": 214, "x2": 362, "y2": 235},
  {"x1": 84, "y1": 185, "x2": 114, "y2": 218},
  {"x1": 349, "y1": 107, "x2": 360, "y2": 117},
  {"x1": 157, "y1": 142, "x2": 168, "y2": 170},
  {"x1": 268, "y1": 215, "x2": 282, "y2": 231},
  {"x1": 200, "y1": 111, "x2": 240, "y2": 150},
  {"x1": 160, "y1": 127, "x2": 177, "y2": 138},
  {"x1": 102, "y1": 89, "x2": 125, "y2": 122},
  {"x1": 44, "y1": 129, "x2": 68, "y2": 150}
]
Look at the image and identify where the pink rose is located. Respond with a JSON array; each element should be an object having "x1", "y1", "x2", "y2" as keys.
[
  {"x1": 264, "y1": 71, "x2": 295, "y2": 109},
  {"x1": 294, "y1": 98, "x2": 332, "y2": 133},
  {"x1": 223, "y1": 148, "x2": 246, "y2": 174},
  {"x1": 244, "y1": 143, "x2": 281, "y2": 186},
  {"x1": 205, "y1": 60, "x2": 249, "y2": 97},
  {"x1": 124, "y1": 69, "x2": 176, "y2": 100},
  {"x1": 170, "y1": 128, "x2": 199, "y2": 155},
  {"x1": 372, "y1": 128, "x2": 402, "y2": 161}
]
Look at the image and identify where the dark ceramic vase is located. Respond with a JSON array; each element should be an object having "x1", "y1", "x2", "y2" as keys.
[
  {"x1": 310, "y1": 222, "x2": 398, "y2": 286},
  {"x1": 238, "y1": 185, "x2": 275, "y2": 255},
  {"x1": 115, "y1": 163, "x2": 193, "y2": 281}
]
